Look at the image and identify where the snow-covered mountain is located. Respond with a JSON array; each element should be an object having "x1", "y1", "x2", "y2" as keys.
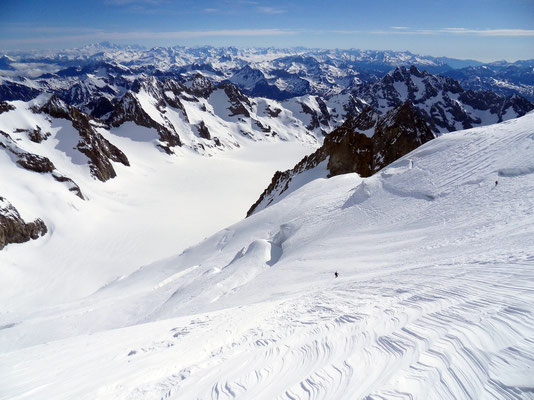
[
  {"x1": 2, "y1": 44, "x2": 534, "y2": 399},
  {"x1": 0, "y1": 44, "x2": 518, "y2": 100},
  {"x1": 247, "y1": 101, "x2": 435, "y2": 216},
  {"x1": 443, "y1": 59, "x2": 534, "y2": 101},
  {"x1": 1, "y1": 46, "x2": 533, "y2": 252},
  {"x1": 1, "y1": 112, "x2": 533, "y2": 399},
  {"x1": 352, "y1": 66, "x2": 532, "y2": 133}
]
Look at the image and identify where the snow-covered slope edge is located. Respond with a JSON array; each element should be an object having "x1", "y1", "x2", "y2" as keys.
[{"x1": 1, "y1": 114, "x2": 533, "y2": 399}]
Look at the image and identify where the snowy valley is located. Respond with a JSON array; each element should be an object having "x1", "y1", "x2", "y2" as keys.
[{"x1": 1, "y1": 45, "x2": 533, "y2": 400}]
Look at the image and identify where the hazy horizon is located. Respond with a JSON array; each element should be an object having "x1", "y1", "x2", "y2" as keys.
[{"x1": 1, "y1": 0, "x2": 533, "y2": 63}]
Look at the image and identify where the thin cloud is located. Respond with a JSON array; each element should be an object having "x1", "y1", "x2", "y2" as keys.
[
  {"x1": 390, "y1": 26, "x2": 409, "y2": 30},
  {"x1": 0, "y1": 29, "x2": 297, "y2": 46},
  {"x1": 257, "y1": 6, "x2": 286, "y2": 14},
  {"x1": 334, "y1": 28, "x2": 534, "y2": 37},
  {"x1": 203, "y1": 8, "x2": 220, "y2": 13},
  {"x1": 440, "y1": 28, "x2": 534, "y2": 36},
  {"x1": 103, "y1": 0, "x2": 166, "y2": 5}
]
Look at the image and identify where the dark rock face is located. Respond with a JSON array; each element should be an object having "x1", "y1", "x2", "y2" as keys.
[
  {"x1": 371, "y1": 102, "x2": 435, "y2": 172},
  {"x1": 16, "y1": 126, "x2": 52, "y2": 143},
  {"x1": 0, "y1": 81, "x2": 41, "y2": 102},
  {"x1": 195, "y1": 121, "x2": 211, "y2": 140},
  {"x1": 39, "y1": 94, "x2": 70, "y2": 119},
  {"x1": 1, "y1": 130, "x2": 55, "y2": 173},
  {"x1": 70, "y1": 108, "x2": 130, "y2": 181},
  {"x1": 39, "y1": 96, "x2": 130, "y2": 181},
  {"x1": 0, "y1": 197, "x2": 47, "y2": 250},
  {"x1": 184, "y1": 74, "x2": 215, "y2": 98},
  {"x1": 86, "y1": 96, "x2": 115, "y2": 118},
  {"x1": 299, "y1": 98, "x2": 331, "y2": 132},
  {"x1": 247, "y1": 101, "x2": 435, "y2": 216},
  {"x1": 0, "y1": 101, "x2": 15, "y2": 114},
  {"x1": 218, "y1": 81, "x2": 252, "y2": 117},
  {"x1": 16, "y1": 152, "x2": 55, "y2": 173},
  {"x1": 52, "y1": 173, "x2": 85, "y2": 199},
  {"x1": 107, "y1": 91, "x2": 181, "y2": 153}
]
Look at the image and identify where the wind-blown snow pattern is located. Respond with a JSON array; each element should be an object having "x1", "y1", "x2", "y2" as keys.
[{"x1": 1, "y1": 113, "x2": 533, "y2": 399}]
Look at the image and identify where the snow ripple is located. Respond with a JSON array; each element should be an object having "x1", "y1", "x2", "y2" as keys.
[{"x1": 164, "y1": 262, "x2": 534, "y2": 400}]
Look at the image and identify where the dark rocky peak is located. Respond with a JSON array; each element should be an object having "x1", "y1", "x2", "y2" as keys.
[
  {"x1": 353, "y1": 65, "x2": 533, "y2": 134},
  {"x1": 378, "y1": 66, "x2": 463, "y2": 100},
  {"x1": 217, "y1": 81, "x2": 252, "y2": 117},
  {"x1": 247, "y1": 101, "x2": 435, "y2": 216},
  {"x1": 85, "y1": 96, "x2": 115, "y2": 119},
  {"x1": 131, "y1": 76, "x2": 164, "y2": 105},
  {"x1": 39, "y1": 94, "x2": 70, "y2": 119},
  {"x1": 160, "y1": 79, "x2": 189, "y2": 118},
  {"x1": 296, "y1": 96, "x2": 331, "y2": 132},
  {"x1": 230, "y1": 65, "x2": 266, "y2": 85},
  {"x1": 108, "y1": 91, "x2": 181, "y2": 153},
  {"x1": 0, "y1": 197, "x2": 47, "y2": 250},
  {"x1": 184, "y1": 73, "x2": 215, "y2": 98},
  {"x1": 371, "y1": 102, "x2": 435, "y2": 172},
  {"x1": 350, "y1": 105, "x2": 380, "y2": 132},
  {"x1": 458, "y1": 89, "x2": 534, "y2": 118},
  {"x1": 502, "y1": 94, "x2": 534, "y2": 115}
]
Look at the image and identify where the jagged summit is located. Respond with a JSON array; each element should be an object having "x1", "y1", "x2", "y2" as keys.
[{"x1": 354, "y1": 65, "x2": 533, "y2": 133}]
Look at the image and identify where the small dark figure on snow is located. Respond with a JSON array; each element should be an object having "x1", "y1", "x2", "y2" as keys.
[
  {"x1": 495, "y1": 180, "x2": 498, "y2": 186},
  {"x1": 334, "y1": 271, "x2": 339, "y2": 278}
]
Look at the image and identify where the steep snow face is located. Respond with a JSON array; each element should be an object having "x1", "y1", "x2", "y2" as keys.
[{"x1": 1, "y1": 114, "x2": 533, "y2": 399}]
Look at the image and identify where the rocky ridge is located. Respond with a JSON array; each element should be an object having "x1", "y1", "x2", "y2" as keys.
[{"x1": 247, "y1": 101, "x2": 435, "y2": 216}]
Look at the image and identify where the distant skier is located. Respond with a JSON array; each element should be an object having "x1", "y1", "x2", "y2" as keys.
[
  {"x1": 495, "y1": 180, "x2": 498, "y2": 186},
  {"x1": 334, "y1": 271, "x2": 339, "y2": 278}
]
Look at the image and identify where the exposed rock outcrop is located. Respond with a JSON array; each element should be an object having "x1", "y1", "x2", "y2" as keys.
[
  {"x1": 0, "y1": 101, "x2": 15, "y2": 114},
  {"x1": 218, "y1": 81, "x2": 252, "y2": 117},
  {"x1": 0, "y1": 130, "x2": 85, "y2": 199},
  {"x1": 0, "y1": 197, "x2": 47, "y2": 250},
  {"x1": 247, "y1": 101, "x2": 435, "y2": 216},
  {"x1": 39, "y1": 95, "x2": 130, "y2": 181},
  {"x1": 107, "y1": 91, "x2": 181, "y2": 154}
]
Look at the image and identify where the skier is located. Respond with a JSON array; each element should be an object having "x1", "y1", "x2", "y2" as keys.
[
  {"x1": 495, "y1": 180, "x2": 498, "y2": 186},
  {"x1": 334, "y1": 271, "x2": 339, "y2": 278}
]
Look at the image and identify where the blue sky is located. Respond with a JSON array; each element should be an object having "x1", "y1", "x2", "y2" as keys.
[{"x1": 1, "y1": 0, "x2": 533, "y2": 61}]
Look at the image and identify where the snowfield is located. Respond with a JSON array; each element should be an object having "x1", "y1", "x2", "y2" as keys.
[{"x1": 1, "y1": 113, "x2": 534, "y2": 399}]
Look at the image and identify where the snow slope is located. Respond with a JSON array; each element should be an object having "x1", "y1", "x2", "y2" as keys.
[
  {"x1": 1, "y1": 114, "x2": 534, "y2": 399},
  {"x1": 0, "y1": 98, "x2": 316, "y2": 309}
]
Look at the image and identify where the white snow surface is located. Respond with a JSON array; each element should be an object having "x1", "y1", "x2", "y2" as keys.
[
  {"x1": 1, "y1": 114, "x2": 534, "y2": 399},
  {"x1": 0, "y1": 100, "x2": 316, "y2": 310}
]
